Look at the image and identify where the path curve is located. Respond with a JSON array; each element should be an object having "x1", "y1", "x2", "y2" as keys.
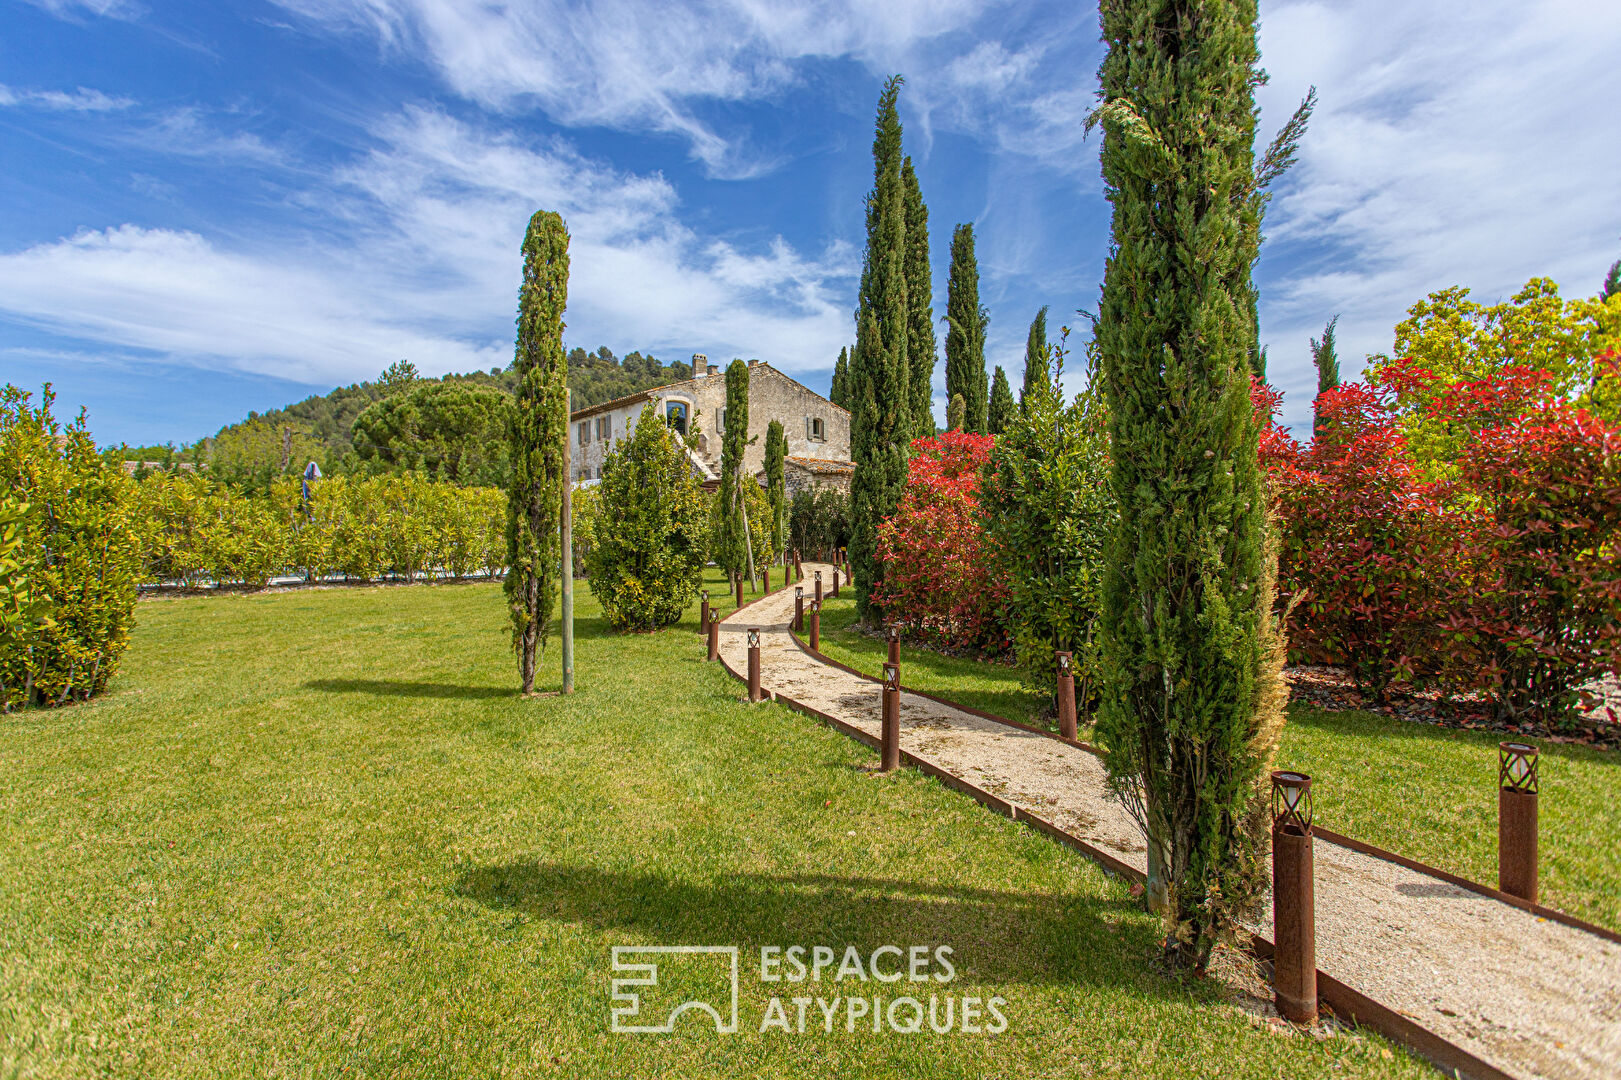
[{"x1": 720, "y1": 564, "x2": 1621, "y2": 1080}]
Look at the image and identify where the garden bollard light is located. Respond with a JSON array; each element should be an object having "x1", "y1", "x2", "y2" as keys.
[
  {"x1": 735, "y1": 576, "x2": 744, "y2": 610},
  {"x1": 809, "y1": 600, "x2": 821, "y2": 651},
  {"x1": 707, "y1": 611, "x2": 720, "y2": 662},
  {"x1": 1498, "y1": 742, "x2": 1539, "y2": 903},
  {"x1": 794, "y1": 587, "x2": 805, "y2": 633},
  {"x1": 700, "y1": 590, "x2": 710, "y2": 636},
  {"x1": 887, "y1": 626, "x2": 899, "y2": 667},
  {"x1": 1271, "y1": 770, "x2": 1317, "y2": 1025},
  {"x1": 814, "y1": 571, "x2": 823, "y2": 606},
  {"x1": 747, "y1": 628, "x2": 763, "y2": 702},
  {"x1": 881, "y1": 661, "x2": 901, "y2": 772},
  {"x1": 831, "y1": 568, "x2": 840, "y2": 598},
  {"x1": 1055, "y1": 650, "x2": 1077, "y2": 742}
]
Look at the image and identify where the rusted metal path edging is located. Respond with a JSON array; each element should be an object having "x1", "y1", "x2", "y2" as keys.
[
  {"x1": 787, "y1": 628, "x2": 1621, "y2": 948},
  {"x1": 743, "y1": 626, "x2": 1542, "y2": 1080}
]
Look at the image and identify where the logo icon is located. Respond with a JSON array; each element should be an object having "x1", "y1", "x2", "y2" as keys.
[{"x1": 610, "y1": 946, "x2": 740, "y2": 1034}]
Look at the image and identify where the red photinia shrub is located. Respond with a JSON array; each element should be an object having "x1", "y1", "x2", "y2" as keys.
[
  {"x1": 1257, "y1": 377, "x2": 1473, "y2": 701},
  {"x1": 1438, "y1": 392, "x2": 1621, "y2": 725},
  {"x1": 873, "y1": 431, "x2": 1009, "y2": 652}
]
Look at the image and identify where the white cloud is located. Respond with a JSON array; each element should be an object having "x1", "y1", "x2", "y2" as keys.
[
  {"x1": 0, "y1": 109, "x2": 856, "y2": 387},
  {"x1": 271, "y1": 0, "x2": 996, "y2": 174},
  {"x1": 1254, "y1": 0, "x2": 1621, "y2": 430},
  {"x1": 23, "y1": 0, "x2": 142, "y2": 18},
  {"x1": 0, "y1": 84, "x2": 134, "y2": 111}
]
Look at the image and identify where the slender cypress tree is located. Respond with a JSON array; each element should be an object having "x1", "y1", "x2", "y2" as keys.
[
  {"x1": 902, "y1": 157, "x2": 937, "y2": 436},
  {"x1": 946, "y1": 393, "x2": 966, "y2": 432},
  {"x1": 944, "y1": 223, "x2": 989, "y2": 432},
  {"x1": 764, "y1": 419, "x2": 788, "y2": 556},
  {"x1": 1018, "y1": 307, "x2": 1049, "y2": 415},
  {"x1": 830, "y1": 346, "x2": 851, "y2": 410},
  {"x1": 506, "y1": 210, "x2": 570, "y2": 695},
  {"x1": 1602, "y1": 258, "x2": 1620, "y2": 303},
  {"x1": 849, "y1": 75, "x2": 911, "y2": 620},
  {"x1": 987, "y1": 366, "x2": 1016, "y2": 435},
  {"x1": 1310, "y1": 314, "x2": 1340, "y2": 437},
  {"x1": 1090, "y1": 0, "x2": 1287, "y2": 972},
  {"x1": 717, "y1": 359, "x2": 754, "y2": 587}
]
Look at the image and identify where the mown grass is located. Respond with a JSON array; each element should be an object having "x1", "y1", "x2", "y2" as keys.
[
  {"x1": 812, "y1": 594, "x2": 1621, "y2": 932},
  {"x1": 0, "y1": 572, "x2": 1432, "y2": 1078}
]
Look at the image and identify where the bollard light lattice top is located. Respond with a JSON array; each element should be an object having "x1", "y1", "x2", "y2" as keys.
[
  {"x1": 747, "y1": 628, "x2": 760, "y2": 649},
  {"x1": 888, "y1": 626, "x2": 899, "y2": 643},
  {"x1": 1270, "y1": 770, "x2": 1313, "y2": 833},
  {"x1": 710, "y1": 611, "x2": 720, "y2": 626},
  {"x1": 795, "y1": 586, "x2": 803, "y2": 599},
  {"x1": 815, "y1": 571, "x2": 822, "y2": 583},
  {"x1": 883, "y1": 662, "x2": 900, "y2": 691},
  {"x1": 1055, "y1": 650, "x2": 1072, "y2": 674},
  {"x1": 1499, "y1": 742, "x2": 1539, "y2": 794},
  {"x1": 701, "y1": 590, "x2": 709, "y2": 601}
]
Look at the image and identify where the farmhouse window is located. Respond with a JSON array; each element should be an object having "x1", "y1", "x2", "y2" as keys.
[
  {"x1": 578, "y1": 421, "x2": 589, "y2": 445},
  {"x1": 808, "y1": 416, "x2": 826, "y2": 441}
]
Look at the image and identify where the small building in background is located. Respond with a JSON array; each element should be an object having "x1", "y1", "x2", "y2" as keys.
[{"x1": 568, "y1": 355, "x2": 851, "y2": 490}]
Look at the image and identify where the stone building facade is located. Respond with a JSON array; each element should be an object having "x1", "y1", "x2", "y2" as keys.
[{"x1": 569, "y1": 356, "x2": 851, "y2": 488}]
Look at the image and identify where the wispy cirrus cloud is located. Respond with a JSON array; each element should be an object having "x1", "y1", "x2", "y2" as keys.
[{"x1": 0, "y1": 83, "x2": 135, "y2": 111}]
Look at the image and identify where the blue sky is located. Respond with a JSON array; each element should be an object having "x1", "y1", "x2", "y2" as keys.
[{"x1": 3, "y1": 0, "x2": 1619, "y2": 448}]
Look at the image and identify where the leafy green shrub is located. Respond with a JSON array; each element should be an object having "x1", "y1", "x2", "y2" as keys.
[
  {"x1": 788, "y1": 486, "x2": 849, "y2": 561},
  {"x1": 1, "y1": 386, "x2": 142, "y2": 709},
  {"x1": 587, "y1": 404, "x2": 708, "y2": 631}
]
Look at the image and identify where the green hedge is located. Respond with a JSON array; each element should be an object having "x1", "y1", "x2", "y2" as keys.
[
  {"x1": 1, "y1": 386, "x2": 142, "y2": 710},
  {"x1": 132, "y1": 472, "x2": 507, "y2": 587}
]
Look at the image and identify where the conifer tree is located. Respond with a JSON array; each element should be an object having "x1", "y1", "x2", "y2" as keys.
[
  {"x1": 1090, "y1": 0, "x2": 1287, "y2": 971},
  {"x1": 849, "y1": 75, "x2": 911, "y2": 620},
  {"x1": 506, "y1": 210, "x2": 570, "y2": 695},
  {"x1": 830, "y1": 346, "x2": 851, "y2": 410},
  {"x1": 946, "y1": 393, "x2": 966, "y2": 431},
  {"x1": 1602, "y1": 258, "x2": 1620, "y2": 303},
  {"x1": 902, "y1": 157, "x2": 937, "y2": 436},
  {"x1": 764, "y1": 419, "x2": 788, "y2": 556},
  {"x1": 1019, "y1": 307, "x2": 1049, "y2": 415},
  {"x1": 987, "y1": 366, "x2": 1016, "y2": 435},
  {"x1": 945, "y1": 223, "x2": 989, "y2": 432},
  {"x1": 1310, "y1": 314, "x2": 1340, "y2": 436},
  {"x1": 716, "y1": 359, "x2": 755, "y2": 587}
]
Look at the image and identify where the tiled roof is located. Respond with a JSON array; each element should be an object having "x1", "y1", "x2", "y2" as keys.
[{"x1": 782, "y1": 455, "x2": 854, "y2": 475}]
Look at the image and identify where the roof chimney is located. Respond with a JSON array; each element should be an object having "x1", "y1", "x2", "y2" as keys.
[{"x1": 692, "y1": 353, "x2": 708, "y2": 378}]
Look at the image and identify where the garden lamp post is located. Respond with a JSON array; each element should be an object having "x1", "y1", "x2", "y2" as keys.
[
  {"x1": 887, "y1": 626, "x2": 900, "y2": 667},
  {"x1": 707, "y1": 610, "x2": 720, "y2": 662},
  {"x1": 794, "y1": 587, "x2": 805, "y2": 633},
  {"x1": 814, "y1": 571, "x2": 823, "y2": 606},
  {"x1": 1498, "y1": 742, "x2": 1539, "y2": 903},
  {"x1": 735, "y1": 574, "x2": 744, "y2": 610},
  {"x1": 809, "y1": 600, "x2": 821, "y2": 651},
  {"x1": 831, "y1": 568, "x2": 840, "y2": 598},
  {"x1": 880, "y1": 661, "x2": 901, "y2": 772},
  {"x1": 747, "y1": 628, "x2": 763, "y2": 702},
  {"x1": 1055, "y1": 650, "x2": 1077, "y2": 741},
  {"x1": 1270, "y1": 769, "x2": 1317, "y2": 1024}
]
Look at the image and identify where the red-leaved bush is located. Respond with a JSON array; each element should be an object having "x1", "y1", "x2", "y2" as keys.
[
  {"x1": 1259, "y1": 353, "x2": 1621, "y2": 726},
  {"x1": 873, "y1": 431, "x2": 1009, "y2": 651}
]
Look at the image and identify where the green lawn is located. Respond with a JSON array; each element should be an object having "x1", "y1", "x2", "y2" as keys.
[
  {"x1": 811, "y1": 594, "x2": 1621, "y2": 933},
  {"x1": 0, "y1": 572, "x2": 1430, "y2": 1078}
]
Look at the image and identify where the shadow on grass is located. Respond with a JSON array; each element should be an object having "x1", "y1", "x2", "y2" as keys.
[
  {"x1": 455, "y1": 862, "x2": 1179, "y2": 996},
  {"x1": 304, "y1": 678, "x2": 513, "y2": 701}
]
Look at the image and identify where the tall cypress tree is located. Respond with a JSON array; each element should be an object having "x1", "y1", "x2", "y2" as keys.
[
  {"x1": 716, "y1": 359, "x2": 754, "y2": 587},
  {"x1": 944, "y1": 223, "x2": 989, "y2": 433},
  {"x1": 902, "y1": 157, "x2": 937, "y2": 436},
  {"x1": 849, "y1": 75, "x2": 911, "y2": 620},
  {"x1": 1310, "y1": 314, "x2": 1340, "y2": 437},
  {"x1": 946, "y1": 393, "x2": 966, "y2": 432},
  {"x1": 987, "y1": 366, "x2": 1016, "y2": 435},
  {"x1": 1090, "y1": 0, "x2": 1286, "y2": 971},
  {"x1": 1018, "y1": 307, "x2": 1049, "y2": 415},
  {"x1": 830, "y1": 346, "x2": 851, "y2": 410},
  {"x1": 764, "y1": 419, "x2": 788, "y2": 556},
  {"x1": 506, "y1": 210, "x2": 570, "y2": 695},
  {"x1": 1602, "y1": 258, "x2": 1620, "y2": 303}
]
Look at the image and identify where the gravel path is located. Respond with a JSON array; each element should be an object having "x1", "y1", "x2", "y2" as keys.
[{"x1": 721, "y1": 566, "x2": 1621, "y2": 1080}]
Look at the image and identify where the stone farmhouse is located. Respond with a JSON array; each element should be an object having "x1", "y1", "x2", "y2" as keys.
[{"x1": 569, "y1": 356, "x2": 852, "y2": 494}]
